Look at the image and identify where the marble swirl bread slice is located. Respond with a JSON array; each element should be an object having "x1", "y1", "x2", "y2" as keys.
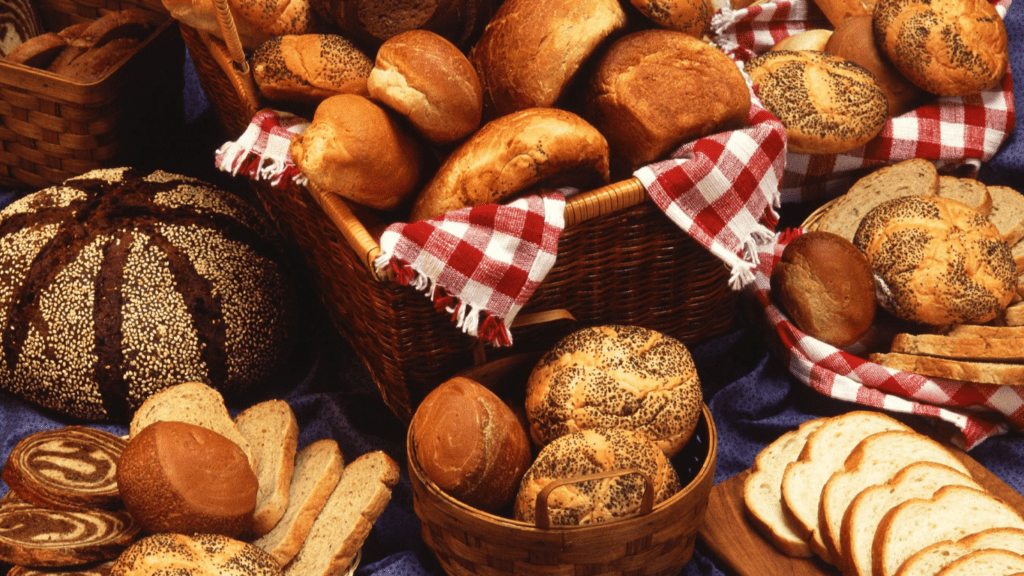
[{"x1": 1, "y1": 426, "x2": 126, "y2": 511}]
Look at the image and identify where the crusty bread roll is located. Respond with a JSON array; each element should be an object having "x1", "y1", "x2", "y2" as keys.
[
  {"x1": 586, "y1": 29, "x2": 751, "y2": 174},
  {"x1": 116, "y1": 421, "x2": 259, "y2": 539},
  {"x1": 824, "y1": 15, "x2": 928, "y2": 116},
  {"x1": 770, "y1": 29, "x2": 832, "y2": 52},
  {"x1": 110, "y1": 533, "x2": 282, "y2": 576},
  {"x1": 853, "y1": 195, "x2": 1017, "y2": 326},
  {"x1": 367, "y1": 30, "x2": 483, "y2": 145},
  {"x1": 469, "y1": 0, "x2": 627, "y2": 118},
  {"x1": 408, "y1": 107, "x2": 610, "y2": 221},
  {"x1": 809, "y1": 0, "x2": 872, "y2": 27},
  {"x1": 525, "y1": 324, "x2": 703, "y2": 457},
  {"x1": 513, "y1": 428, "x2": 682, "y2": 526},
  {"x1": 290, "y1": 93, "x2": 423, "y2": 211},
  {"x1": 873, "y1": 0, "x2": 1008, "y2": 97},
  {"x1": 770, "y1": 231, "x2": 876, "y2": 348},
  {"x1": 251, "y1": 34, "x2": 373, "y2": 105},
  {"x1": 410, "y1": 376, "x2": 531, "y2": 512},
  {"x1": 628, "y1": 0, "x2": 712, "y2": 37},
  {"x1": 744, "y1": 50, "x2": 888, "y2": 155},
  {"x1": 161, "y1": 0, "x2": 321, "y2": 50},
  {"x1": 324, "y1": 0, "x2": 496, "y2": 50}
]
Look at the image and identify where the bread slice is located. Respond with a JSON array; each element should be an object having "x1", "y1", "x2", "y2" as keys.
[
  {"x1": 781, "y1": 411, "x2": 912, "y2": 564},
  {"x1": 128, "y1": 381, "x2": 256, "y2": 471},
  {"x1": 873, "y1": 485, "x2": 1024, "y2": 576},
  {"x1": 941, "y1": 324, "x2": 1024, "y2": 338},
  {"x1": 897, "y1": 527, "x2": 1024, "y2": 576},
  {"x1": 743, "y1": 418, "x2": 828, "y2": 557},
  {"x1": 987, "y1": 186, "x2": 1024, "y2": 246},
  {"x1": 253, "y1": 439, "x2": 344, "y2": 566},
  {"x1": 869, "y1": 352, "x2": 1024, "y2": 385},
  {"x1": 934, "y1": 549, "x2": 1024, "y2": 576},
  {"x1": 820, "y1": 430, "x2": 969, "y2": 564},
  {"x1": 236, "y1": 399, "x2": 300, "y2": 538},
  {"x1": 1012, "y1": 241, "x2": 1024, "y2": 274},
  {"x1": 1005, "y1": 301, "x2": 1024, "y2": 326},
  {"x1": 283, "y1": 450, "x2": 400, "y2": 576},
  {"x1": 843, "y1": 462, "x2": 981, "y2": 576},
  {"x1": 815, "y1": 158, "x2": 939, "y2": 243},
  {"x1": 937, "y1": 176, "x2": 992, "y2": 215},
  {"x1": 889, "y1": 332, "x2": 1024, "y2": 362}
]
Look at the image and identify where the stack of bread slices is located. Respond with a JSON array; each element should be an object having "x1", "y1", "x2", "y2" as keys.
[{"x1": 743, "y1": 410, "x2": 1024, "y2": 576}]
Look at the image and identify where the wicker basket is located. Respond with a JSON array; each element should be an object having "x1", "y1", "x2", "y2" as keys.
[
  {"x1": 178, "y1": 9, "x2": 740, "y2": 423},
  {"x1": 0, "y1": 0, "x2": 185, "y2": 190}
]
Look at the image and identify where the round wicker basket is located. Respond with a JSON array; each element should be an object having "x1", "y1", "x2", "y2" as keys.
[
  {"x1": 407, "y1": 404, "x2": 718, "y2": 576},
  {"x1": 800, "y1": 197, "x2": 841, "y2": 232}
]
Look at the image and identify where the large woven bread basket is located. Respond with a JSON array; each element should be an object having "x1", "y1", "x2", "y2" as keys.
[{"x1": 177, "y1": 6, "x2": 739, "y2": 422}]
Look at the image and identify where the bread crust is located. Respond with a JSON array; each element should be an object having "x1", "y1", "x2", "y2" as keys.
[
  {"x1": 252, "y1": 34, "x2": 373, "y2": 105},
  {"x1": 627, "y1": 0, "x2": 712, "y2": 36},
  {"x1": 235, "y1": 400, "x2": 300, "y2": 538}
]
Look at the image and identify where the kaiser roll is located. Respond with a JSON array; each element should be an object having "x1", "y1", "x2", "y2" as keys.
[
  {"x1": 770, "y1": 231, "x2": 876, "y2": 348},
  {"x1": 251, "y1": 34, "x2": 373, "y2": 105},
  {"x1": 873, "y1": 0, "x2": 1009, "y2": 97},
  {"x1": 628, "y1": 0, "x2": 712, "y2": 37},
  {"x1": 525, "y1": 324, "x2": 703, "y2": 458},
  {"x1": 290, "y1": 94, "x2": 423, "y2": 211},
  {"x1": 853, "y1": 195, "x2": 1017, "y2": 325},
  {"x1": 110, "y1": 533, "x2": 281, "y2": 576},
  {"x1": 586, "y1": 29, "x2": 751, "y2": 174},
  {"x1": 410, "y1": 376, "x2": 531, "y2": 512}
]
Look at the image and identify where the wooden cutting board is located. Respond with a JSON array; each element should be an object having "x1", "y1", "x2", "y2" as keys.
[{"x1": 697, "y1": 448, "x2": 1024, "y2": 576}]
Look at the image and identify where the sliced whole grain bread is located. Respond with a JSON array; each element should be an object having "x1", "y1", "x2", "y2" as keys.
[
  {"x1": 873, "y1": 485, "x2": 1024, "y2": 576},
  {"x1": 236, "y1": 399, "x2": 300, "y2": 538},
  {"x1": 743, "y1": 417, "x2": 829, "y2": 557},
  {"x1": 987, "y1": 186, "x2": 1024, "y2": 246},
  {"x1": 889, "y1": 332, "x2": 1024, "y2": 362},
  {"x1": 869, "y1": 352, "x2": 1024, "y2": 385},
  {"x1": 814, "y1": 159, "x2": 939, "y2": 243},
  {"x1": 937, "y1": 176, "x2": 992, "y2": 215},
  {"x1": 781, "y1": 411, "x2": 913, "y2": 564},
  {"x1": 941, "y1": 324, "x2": 1024, "y2": 338},
  {"x1": 1005, "y1": 301, "x2": 1024, "y2": 326},
  {"x1": 820, "y1": 430, "x2": 969, "y2": 564},
  {"x1": 283, "y1": 450, "x2": 400, "y2": 576},
  {"x1": 933, "y1": 549, "x2": 1024, "y2": 576},
  {"x1": 253, "y1": 438, "x2": 344, "y2": 567},
  {"x1": 896, "y1": 527, "x2": 1024, "y2": 576},
  {"x1": 843, "y1": 462, "x2": 981, "y2": 576}
]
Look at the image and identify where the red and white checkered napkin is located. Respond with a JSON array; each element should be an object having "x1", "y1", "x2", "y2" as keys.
[
  {"x1": 214, "y1": 109, "x2": 310, "y2": 187},
  {"x1": 711, "y1": 0, "x2": 1016, "y2": 204},
  {"x1": 753, "y1": 229, "x2": 1020, "y2": 450}
]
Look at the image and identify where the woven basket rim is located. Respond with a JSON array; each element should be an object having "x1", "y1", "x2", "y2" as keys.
[{"x1": 801, "y1": 196, "x2": 842, "y2": 232}]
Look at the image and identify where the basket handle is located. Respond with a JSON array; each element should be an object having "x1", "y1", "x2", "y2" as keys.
[
  {"x1": 192, "y1": 0, "x2": 261, "y2": 123},
  {"x1": 534, "y1": 467, "x2": 655, "y2": 530}
]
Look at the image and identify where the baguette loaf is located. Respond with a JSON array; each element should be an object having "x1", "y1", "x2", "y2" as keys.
[
  {"x1": 896, "y1": 528, "x2": 1024, "y2": 576},
  {"x1": 235, "y1": 399, "x2": 300, "y2": 538}
]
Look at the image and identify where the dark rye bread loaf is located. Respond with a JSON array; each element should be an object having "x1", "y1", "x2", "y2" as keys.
[{"x1": 0, "y1": 168, "x2": 296, "y2": 421}]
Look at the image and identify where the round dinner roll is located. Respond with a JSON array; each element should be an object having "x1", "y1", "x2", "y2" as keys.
[
  {"x1": 586, "y1": 29, "x2": 751, "y2": 174},
  {"x1": 873, "y1": 0, "x2": 1009, "y2": 97},
  {"x1": 290, "y1": 94, "x2": 423, "y2": 211},
  {"x1": 251, "y1": 34, "x2": 373, "y2": 105},
  {"x1": 513, "y1": 428, "x2": 682, "y2": 526},
  {"x1": 628, "y1": 0, "x2": 712, "y2": 37},
  {"x1": 770, "y1": 231, "x2": 876, "y2": 348},
  {"x1": 116, "y1": 421, "x2": 259, "y2": 539},
  {"x1": 410, "y1": 376, "x2": 531, "y2": 512},
  {"x1": 110, "y1": 533, "x2": 281, "y2": 576},
  {"x1": 322, "y1": 0, "x2": 497, "y2": 50},
  {"x1": 525, "y1": 324, "x2": 702, "y2": 457},
  {"x1": 770, "y1": 29, "x2": 833, "y2": 52},
  {"x1": 824, "y1": 15, "x2": 928, "y2": 116},
  {"x1": 744, "y1": 50, "x2": 889, "y2": 155},
  {"x1": 853, "y1": 195, "x2": 1017, "y2": 326},
  {"x1": 367, "y1": 30, "x2": 483, "y2": 145}
]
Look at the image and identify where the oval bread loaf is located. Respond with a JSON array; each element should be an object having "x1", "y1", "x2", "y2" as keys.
[{"x1": 110, "y1": 533, "x2": 282, "y2": 576}]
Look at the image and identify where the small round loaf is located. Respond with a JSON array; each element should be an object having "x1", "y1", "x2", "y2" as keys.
[
  {"x1": 770, "y1": 28, "x2": 833, "y2": 52},
  {"x1": 770, "y1": 231, "x2": 876, "y2": 348},
  {"x1": 110, "y1": 533, "x2": 281, "y2": 576},
  {"x1": 326, "y1": 0, "x2": 497, "y2": 50},
  {"x1": 525, "y1": 324, "x2": 702, "y2": 457},
  {"x1": 853, "y1": 195, "x2": 1017, "y2": 325},
  {"x1": 824, "y1": 15, "x2": 928, "y2": 116},
  {"x1": 410, "y1": 376, "x2": 531, "y2": 512},
  {"x1": 251, "y1": 34, "x2": 373, "y2": 105},
  {"x1": 162, "y1": 0, "x2": 322, "y2": 50},
  {"x1": 628, "y1": 0, "x2": 712, "y2": 37},
  {"x1": 116, "y1": 421, "x2": 259, "y2": 539},
  {"x1": 513, "y1": 428, "x2": 682, "y2": 525},
  {"x1": 367, "y1": 30, "x2": 483, "y2": 145},
  {"x1": 290, "y1": 94, "x2": 423, "y2": 211},
  {"x1": 745, "y1": 50, "x2": 889, "y2": 155},
  {"x1": 408, "y1": 107, "x2": 610, "y2": 221},
  {"x1": 586, "y1": 29, "x2": 751, "y2": 174},
  {"x1": 873, "y1": 0, "x2": 1008, "y2": 97}
]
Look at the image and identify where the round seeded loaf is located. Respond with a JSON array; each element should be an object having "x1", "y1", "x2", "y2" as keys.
[{"x1": 0, "y1": 168, "x2": 297, "y2": 421}]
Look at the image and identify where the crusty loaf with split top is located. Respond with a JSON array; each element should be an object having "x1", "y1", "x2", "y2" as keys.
[
  {"x1": 235, "y1": 399, "x2": 300, "y2": 538},
  {"x1": 896, "y1": 528, "x2": 1024, "y2": 576}
]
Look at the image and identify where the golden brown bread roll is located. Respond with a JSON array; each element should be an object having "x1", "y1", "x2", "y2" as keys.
[
  {"x1": 325, "y1": 0, "x2": 497, "y2": 50},
  {"x1": 161, "y1": 0, "x2": 322, "y2": 50},
  {"x1": 628, "y1": 0, "x2": 712, "y2": 37},
  {"x1": 408, "y1": 107, "x2": 610, "y2": 221},
  {"x1": 251, "y1": 34, "x2": 373, "y2": 105},
  {"x1": 290, "y1": 94, "x2": 424, "y2": 211},
  {"x1": 770, "y1": 29, "x2": 832, "y2": 52},
  {"x1": 809, "y1": 0, "x2": 873, "y2": 27}
]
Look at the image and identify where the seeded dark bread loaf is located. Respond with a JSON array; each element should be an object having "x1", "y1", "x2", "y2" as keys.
[
  {"x1": 251, "y1": 34, "x2": 373, "y2": 106},
  {"x1": 0, "y1": 168, "x2": 296, "y2": 421},
  {"x1": 513, "y1": 428, "x2": 682, "y2": 526},
  {"x1": 525, "y1": 325, "x2": 703, "y2": 458},
  {"x1": 110, "y1": 533, "x2": 282, "y2": 576}
]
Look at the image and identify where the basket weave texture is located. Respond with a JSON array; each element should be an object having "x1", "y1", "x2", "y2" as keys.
[{"x1": 0, "y1": 0, "x2": 185, "y2": 189}]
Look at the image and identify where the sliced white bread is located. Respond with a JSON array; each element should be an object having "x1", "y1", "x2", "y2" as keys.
[
  {"x1": 868, "y1": 352, "x2": 1024, "y2": 386},
  {"x1": 1005, "y1": 301, "x2": 1024, "y2": 326},
  {"x1": 987, "y1": 185, "x2": 1024, "y2": 246},
  {"x1": 781, "y1": 411, "x2": 913, "y2": 564},
  {"x1": 934, "y1": 549, "x2": 1024, "y2": 576},
  {"x1": 937, "y1": 176, "x2": 992, "y2": 215},
  {"x1": 283, "y1": 450, "x2": 400, "y2": 576},
  {"x1": 128, "y1": 381, "x2": 256, "y2": 471},
  {"x1": 873, "y1": 485, "x2": 1024, "y2": 576},
  {"x1": 896, "y1": 527, "x2": 1024, "y2": 576},
  {"x1": 942, "y1": 324, "x2": 1024, "y2": 338},
  {"x1": 743, "y1": 417, "x2": 829, "y2": 557},
  {"x1": 843, "y1": 462, "x2": 982, "y2": 576},
  {"x1": 236, "y1": 399, "x2": 300, "y2": 538},
  {"x1": 820, "y1": 430, "x2": 969, "y2": 564},
  {"x1": 889, "y1": 332, "x2": 1024, "y2": 362},
  {"x1": 253, "y1": 438, "x2": 345, "y2": 567}
]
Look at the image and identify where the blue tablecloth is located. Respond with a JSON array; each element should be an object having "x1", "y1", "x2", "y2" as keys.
[{"x1": 2, "y1": 5, "x2": 1024, "y2": 573}]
